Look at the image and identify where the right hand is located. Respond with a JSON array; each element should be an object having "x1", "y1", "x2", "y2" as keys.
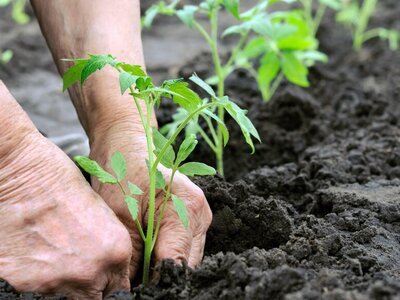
[{"x1": 0, "y1": 83, "x2": 131, "y2": 299}]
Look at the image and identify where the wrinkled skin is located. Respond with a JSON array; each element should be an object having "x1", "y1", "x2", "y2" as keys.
[
  {"x1": 90, "y1": 119, "x2": 213, "y2": 279},
  {"x1": 0, "y1": 83, "x2": 132, "y2": 299}
]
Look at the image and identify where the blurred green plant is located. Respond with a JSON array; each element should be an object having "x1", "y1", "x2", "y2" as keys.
[
  {"x1": 336, "y1": 0, "x2": 399, "y2": 50},
  {"x1": 0, "y1": 49, "x2": 13, "y2": 64},
  {"x1": 296, "y1": 0, "x2": 342, "y2": 35},
  {"x1": 0, "y1": 0, "x2": 30, "y2": 24},
  {"x1": 144, "y1": 0, "x2": 325, "y2": 175}
]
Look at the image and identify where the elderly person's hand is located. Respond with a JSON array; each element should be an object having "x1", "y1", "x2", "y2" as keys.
[{"x1": 0, "y1": 83, "x2": 132, "y2": 299}]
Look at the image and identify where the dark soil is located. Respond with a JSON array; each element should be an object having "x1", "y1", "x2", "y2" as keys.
[{"x1": 1, "y1": 0, "x2": 400, "y2": 299}]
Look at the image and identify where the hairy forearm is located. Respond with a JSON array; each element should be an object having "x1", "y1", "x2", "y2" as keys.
[{"x1": 31, "y1": 0, "x2": 155, "y2": 143}]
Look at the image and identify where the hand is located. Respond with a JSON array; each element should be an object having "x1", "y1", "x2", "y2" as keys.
[
  {"x1": 89, "y1": 119, "x2": 213, "y2": 279},
  {"x1": 0, "y1": 84, "x2": 132, "y2": 299}
]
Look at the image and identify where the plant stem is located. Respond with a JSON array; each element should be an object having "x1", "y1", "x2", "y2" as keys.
[
  {"x1": 151, "y1": 169, "x2": 177, "y2": 250},
  {"x1": 210, "y1": 7, "x2": 225, "y2": 177},
  {"x1": 313, "y1": 4, "x2": 327, "y2": 35},
  {"x1": 152, "y1": 103, "x2": 216, "y2": 173},
  {"x1": 142, "y1": 99, "x2": 156, "y2": 286},
  {"x1": 354, "y1": 0, "x2": 377, "y2": 50}
]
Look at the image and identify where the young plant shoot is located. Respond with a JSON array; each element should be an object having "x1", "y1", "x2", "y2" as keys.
[
  {"x1": 336, "y1": 0, "x2": 399, "y2": 50},
  {"x1": 296, "y1": 0, "x2": 342, "y2": 35},
  {"x1": 62, "y1": 54, "x2": 259, "y2": 285},
  {"x1": 144, "y1": 0, "x2": 325, "y2": 174}
]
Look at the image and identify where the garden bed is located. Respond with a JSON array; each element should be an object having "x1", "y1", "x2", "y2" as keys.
[{"x1": 1, "y1": 0, "x2": 400, "y2": 299}]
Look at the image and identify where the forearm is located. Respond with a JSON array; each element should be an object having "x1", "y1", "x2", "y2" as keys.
[{"x1": 31, "y1": 0, "x2": 156, "y2": 143}]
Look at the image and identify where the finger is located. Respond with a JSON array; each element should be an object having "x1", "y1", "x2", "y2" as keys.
[
  {"x1": 153, "y1": 201, "x2": 193, "y2": 265},
  {"x1": 102, "y1": 265, "x2": 131, "y2": 297},
  {"x1": 188, "y1": 232, "x2": 206, "y2": 268}
]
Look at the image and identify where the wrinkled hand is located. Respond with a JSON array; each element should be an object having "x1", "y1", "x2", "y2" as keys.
[
  {"x1": 0, "y1": 84, "x2": 132, "y2": 299},
  {"x1": 90, "y1": 121, "x2": 212, "y2": 279}
]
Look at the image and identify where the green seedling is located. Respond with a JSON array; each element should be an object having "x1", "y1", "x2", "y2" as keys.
[
  {"x1": 144, "y1": 0, "x2": 325, "y2": 174},
  {"x1": 63, "y1": 54, "x2": 259, "y2": 285},
  {"x1": 336, "y1": 0, "x2": 399, "y2": 50},
  {"x1": 0, "y1": 0, "x2": 30, "y2": 24},
  {"x1": 0, "y1": 49, "x2": 13, "y2": 64},
  {"x1": 296, "y1": 0, "x2": 342, "y2": 35}
]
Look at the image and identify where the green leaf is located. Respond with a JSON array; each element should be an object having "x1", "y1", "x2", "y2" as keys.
[
  {"x1": 257, "y1": 51, "x2": 281, "y2": 100},
  {"x1": 153, "y1": 128, "x2": 175, "y2": 168},
  {"x1": 0, "y1": 49, "x2": 13, "y2": 64},
  {"x1": 155, "y1": 169, "x2": 166, "y2": 189},
  {"x1": 63, "y1": 60, "x2": 87, "y2": 91},
  {"x1": 171, "y1": 195, "x2": 189, "y2": 229},
  {"x1": 176, "y1": 5, "x2": 198, "y2": 28},
  {"x1": 125, "y1": 195, "x2": 139, "y2": 220},
  {"x1": 179, "y1": 162, "x2": 216, "y2": 177},
  {"x1": 81, "y1": 54, "x2": 116, "y2": 84},
  {"x1": 111, "y1": 152, "x2": 127, "y2": 182},
  {"x1": 0, "y1": 0, "x2": 11, "y2": 7},
  {"x1": 119, "y1": 71, "x2": 138, "y2": 94},
  {"x1": 281, "y1": 52, "x2": 309, "y2": 87},
  {"x1": 119, "y1": 63, "x2": 147, "y2": 77},
  {"x1": 74, "y1": 156, "x2": 117, "y2": 184},
  {"x1": 223, "y1": 0, "x2": 240, "y2": 19},
  {"x1": 162, "y1": 80, "x2": 202, "y2": 112},
  {"x1": 241, "y1": 37, "x2": 267, "y2": 59},
  {"x1": 128, "y1": 182, "x2": 143, "y2": 195},
  {"x1": 189, "y1": 74, "x2": 216, "y2": 98},
  {"x1": 219, "y1": 97, "x2": 260, "y2": 153},
  {"x1": 176, "y1": 134, "x2": 198, "y2": 165},
  {"x1": 202, "y1": 110, "x2": 229, "y2": 146}
]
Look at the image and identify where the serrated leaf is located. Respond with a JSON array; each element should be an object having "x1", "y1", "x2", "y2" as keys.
[
  {"x1": 189, "y1": 74, "x2": 216, "y2": 98},
  {"x1": 171, "y1": 195, "x2": 189, "y2": 229},
  {"x1": 176, "y1": 134, "x2": 198, "y2": 165},
  {"x1": 163, "y1": 80, "x2": 202, "y2": 112},
  {"x1": 128, "y1": 182, "x2": 143, "y2": 195},
  {"x1": 125, "y1": 195, "x2": 139, "y2": 220},
  {"x1": 219, "y1": 97, "x2": 260, "y2": 153},
  {"x1": 257, "y1": 51, "x2": 281, "y2": 100},
  {"x1": 176, "y1": 5, "x2": 198, "y2": 28},
  {"x1": 74, "y1": 156, "x2": 117, "y2": 184},
  {"x1": 155, "y1": 169, "x2": 166, "y2": 189},
  {"x1": 179, "y1": 162, "x2": 216, "y2": 177},
  {"x1": 63, "y1": 60, "x2": 87, "y2": 91},
  {"x1": 153, "y1": 128, "x2": 175, "y2": 168},
  {"x1": 223, "y1": 0, "x2": 240, "y2": 19},
  {"x1": 81, "y1": 54, "x2": 116, "y2": 84},
  {"x1": 119, "y1": 63, "x2": 147, "y2": 76},
  {"x1": 111, "y1": 152, "x2": 127, "y2": 182},
  {"x1": 281, "y1": 52, "x2": 309, "y2": 87},
  {"x1": 119, "y1": 71, "x2": 138, "y2": 94},
  {"x1": 202, "y1": 109, "x2": 229, "y2": 146}
]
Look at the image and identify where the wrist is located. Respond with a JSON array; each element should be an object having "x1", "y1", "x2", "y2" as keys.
[{"x1": 67, "y1": 68, "x2": 157, "y2": 146}]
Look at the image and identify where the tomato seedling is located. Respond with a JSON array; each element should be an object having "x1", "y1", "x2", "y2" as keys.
[
  {"x1": 144, "y1": 0, "x2": 325, "y2": 175},
  {"x1": 0, "y1": 0, "x2": 30, "y2": 25},
  {"x1": 336, "y1": 0, "x2": 399, "y2": 50},
  {"x1": 0, "y1": 49, "x2": 13, "y2": 64},
  {"x1": 63, "y1": 54, "x2": 259, "y2": 285},
  {"x1": 296, "y1": 0, "x2": 342, "y2": 35}
]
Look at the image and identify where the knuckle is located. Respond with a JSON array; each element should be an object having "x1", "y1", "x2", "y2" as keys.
[{"x1": 103, "y1": 226, "x2": 132, "y2": 266}]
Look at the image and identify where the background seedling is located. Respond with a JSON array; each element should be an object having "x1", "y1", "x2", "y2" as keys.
[
  {"x1": 0, "y1": 0, "x2": 30, "y2": 25},
  {"x1": 336, "y1": 0, "x2": 399, "y2": 50},
  {"x1": 296, "y1": 0, "x2": 342, "y2": 35},
  {"x1": 144, "y1": 0, "x2": 326, "y2": 175},
  {"x1": 63, "y1": 54, "x2": 259, "y2": 285},
  {"x1": 0, "y1": 49, "x2": 13, "y2": 64}
]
